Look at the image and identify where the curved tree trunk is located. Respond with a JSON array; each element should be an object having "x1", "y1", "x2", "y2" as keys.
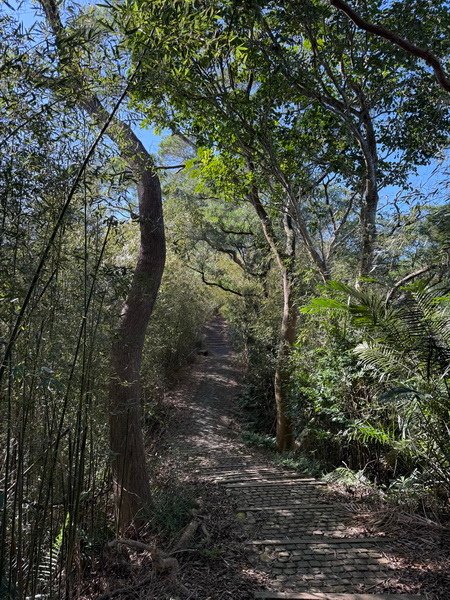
[
  {"x1": 40, "y1": 0, "x2": 166, "y2": 530},
  {"x1": 110, "y1": 169, "x2": 165, "y2": 530},
  {"x1": 78, "y1": 100, "x2": 166, "y2": 530},
  {"x1": 72, "y1": 103, "x2": 166, "y2": 531}
]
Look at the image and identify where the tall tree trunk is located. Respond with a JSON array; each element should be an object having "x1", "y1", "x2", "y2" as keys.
[
  {"x1": 249, "y1": 186, "x2": 296, "y2": 451},
  {"x1": 274, "y1": 267, "x2": 297, "y2": 451},
  {"x1": 109, "y1": 169, "x2": 165, "y2": 530},
  {"x1": 358, "y1": 105, "x2": 379, "y2": 278},
  {"x1": 78, "y1": 104, "x2": 166, "y2": 530},
  {"x1": 360, "y1": 171, "x2": 378, "y2": 278},
  {"x1": 40, "y1": 0, "x2": 166, "y2": 529}
]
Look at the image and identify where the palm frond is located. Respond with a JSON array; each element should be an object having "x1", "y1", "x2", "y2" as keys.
[{"x1": 354, "y1": 341, "x2": 415, "y2": 380}]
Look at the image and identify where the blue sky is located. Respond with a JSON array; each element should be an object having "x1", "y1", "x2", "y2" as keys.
[
  {"x1": 5, "y1": 0, "x2": 448, "y2": 207},
  {"x1": 7, "y1": 0, "x2": 162, "y2": 153}
]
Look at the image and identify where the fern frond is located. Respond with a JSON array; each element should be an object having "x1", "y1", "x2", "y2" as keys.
[{"x1": 354, "y1": 341, "x2": 415, "y2": 380}]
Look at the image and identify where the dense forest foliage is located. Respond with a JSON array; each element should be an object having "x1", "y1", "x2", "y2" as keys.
[{"x1": 0, "y1": 0, "x2": 449, "y2": 597}]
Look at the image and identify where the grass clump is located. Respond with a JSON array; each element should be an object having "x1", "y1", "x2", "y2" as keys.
[{"x1": 151, "y1": 485, "x2": 197, "y2": 537}]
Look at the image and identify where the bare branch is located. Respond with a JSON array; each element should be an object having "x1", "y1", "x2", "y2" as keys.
[
  {"x1": 386, "y1": 264, "x2": 437, "y2": 304},
  {"x1": 155, "y1": 164, "x2": 185, "y2": 170},
  {"x1": 217, "y1": 224, "x2": 254, "y2": 236},
  {"x1": 329, "y1": 0, "x2": 450, "y2": 93},
  {"x1": 188, "y1": 266, "x2": 248, "y2": 297}
]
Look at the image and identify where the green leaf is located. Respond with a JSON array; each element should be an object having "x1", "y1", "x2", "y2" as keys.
[
  {"x1": 379, "y1": 386, "x2": 420, "y2": 402},
  {"x1": 300, "y1": 297, "x2": 348, "y2": 314}
]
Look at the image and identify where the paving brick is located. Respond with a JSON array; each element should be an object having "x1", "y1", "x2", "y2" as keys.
[{"x1": 255, "y1": 594, "x2": 421, "y2": 599}]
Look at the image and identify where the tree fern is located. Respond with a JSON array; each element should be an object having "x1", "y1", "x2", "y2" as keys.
[{"x1": 302, "y1": 279, "x2": 450, "y2": 489}]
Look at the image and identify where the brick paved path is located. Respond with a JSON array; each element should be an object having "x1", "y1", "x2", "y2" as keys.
[{"x1": 179, "y1": 319, "x2": 422, "y2": 600}]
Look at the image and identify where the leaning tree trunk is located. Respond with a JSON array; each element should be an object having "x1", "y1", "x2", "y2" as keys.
[
  {"x1": 39, "y1": 0, "x2": 166, "y2": 530},
  {"x1": 110, "y1": 169, "x2": 165, "y2": 530},
  {"x1": 79, "y1": 98, "x2": 166, "y2": 530}
]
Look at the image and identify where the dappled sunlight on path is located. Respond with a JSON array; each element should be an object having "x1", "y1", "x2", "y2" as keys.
[{"x1": 169, "y1": 318, "x2": 426, "y2": 600}]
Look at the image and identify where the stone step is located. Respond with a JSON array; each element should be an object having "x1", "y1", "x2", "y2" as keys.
[
  {"x1": 225, "y1": 479, "x2": 325, "y2": 488},
  {"x1": 207, "y1": 471, "x2": 305, "y2": 480},
  {"x1": 196, "y1": 463, "x2": 257, "y2": 470},
  {"x1": 254, "y1": 593, "x2": 422, "y2": 599},
  {"x1": 238, "y1": 505, "x2": 355, "y2": 538},
  {"x1": 231, "y1": 484, "x2": 325, "y2": 495},
  {"x1": 248, "y1": 537, "x2": 396, "y2": 594},
  {"x1": 198, "y1": 466, "x2": 279, "y2": 474},
  {"x1": 214, "y1": 476, "x2": 308, "y2": 484},
  {"x1": 200, "y1": 469, "x2": 297, "y2": 477},
  {"x1": 237, "y1": 504, "x2": 337, "y2": 512},
  {"x1": 235, "y1": 500, "x2": 326, "y2": 509},
  {"x1": 199, "y1": 467, "x2": 302, "y2": 474},
  {"x1": 198, "y1": 455, "x2": 254, "y2": 464},
  {"x1": 248, "y1": 536, "x2": 388, "y2": 546},
  {"x1": 231, "y1": 491, "x2": 326, "y2": 507}
]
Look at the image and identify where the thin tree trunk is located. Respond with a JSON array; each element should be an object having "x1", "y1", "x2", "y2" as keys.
[
  {"x1": 358, "y1": 106, "x2": 379, "y2": 278},
  {"x1": 249, "y1": 185, "x2": 296, "y2": 451},
  {"x1": 274, "y1": 268, "x2": 297, "y2": 451},
  {"x1": 360, "y1": 174, "x2": 378, "y2": 277},
  {"x1": 287, "y1": 192, "x2": 329, "y2": 282}
]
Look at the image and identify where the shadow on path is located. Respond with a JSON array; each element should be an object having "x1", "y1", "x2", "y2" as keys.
[{"x1": 166, "y1": 318, "x2": 434, "y2": 600}]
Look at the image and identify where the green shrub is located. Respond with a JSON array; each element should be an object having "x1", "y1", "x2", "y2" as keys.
[
  {"x1": 242, "y1": 430, "x2": 277, "y2": 450},
  {"x1": 298, "y1": 280, "x2": 450, "y2": 494}
]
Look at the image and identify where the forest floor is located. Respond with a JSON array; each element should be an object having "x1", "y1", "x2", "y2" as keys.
[{"x1": 90, "y1": 318, "x2": 450, "y2": 600}]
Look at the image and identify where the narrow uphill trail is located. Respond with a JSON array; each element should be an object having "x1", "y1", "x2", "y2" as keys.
[{"x1": 166, "y1": 318, "x2": 424, "y2": 600}]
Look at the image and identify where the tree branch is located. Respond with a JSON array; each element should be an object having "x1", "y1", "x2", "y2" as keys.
[
  {"x1": 217, "y1": 224, "x2": 254, "y2": 236},
  {"x1": 155, "y1": 164, "x2": 185, "y2": 170},
  {"x1": 386, "y1": 264, "x2": 437, "y2": 304},
  {"x1": 188, "y1": 266, "x2": 247, "y2": 297},
  {"x1": 329, "y1": 0, "x2": 450, "y2": 93}
]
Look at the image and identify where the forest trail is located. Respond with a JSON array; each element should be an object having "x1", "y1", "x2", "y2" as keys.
[{"x1": 167, "y1": 318, "x2": 423, "y2": 600}]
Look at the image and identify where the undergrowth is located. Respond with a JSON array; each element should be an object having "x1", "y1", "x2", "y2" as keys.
[
  {"x1": 150, "y1": 485, "x2": 197, "y2": 538},
  {"x1": 241, "y1": 430, "x2": 277, "y2": 450},
  {"x1": 273, "y1": 454, "x2": 325, "y2": 478}
]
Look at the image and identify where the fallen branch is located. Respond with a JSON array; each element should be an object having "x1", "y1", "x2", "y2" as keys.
[{"x1": 107, "y1": 539, "x2": 180, "y2": 585}]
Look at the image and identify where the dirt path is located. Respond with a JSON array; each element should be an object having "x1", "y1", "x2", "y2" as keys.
[{"x1": 163, "y1": 319, "x2": 445, "y2": 599}]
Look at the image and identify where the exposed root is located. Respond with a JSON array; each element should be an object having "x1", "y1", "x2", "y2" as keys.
[
  {"x1": 172, "y1": 515, "x2": 201, "y2": 551},
  {"x1": 106, "y1": 538, "x2": 189, "y2": 596}
]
